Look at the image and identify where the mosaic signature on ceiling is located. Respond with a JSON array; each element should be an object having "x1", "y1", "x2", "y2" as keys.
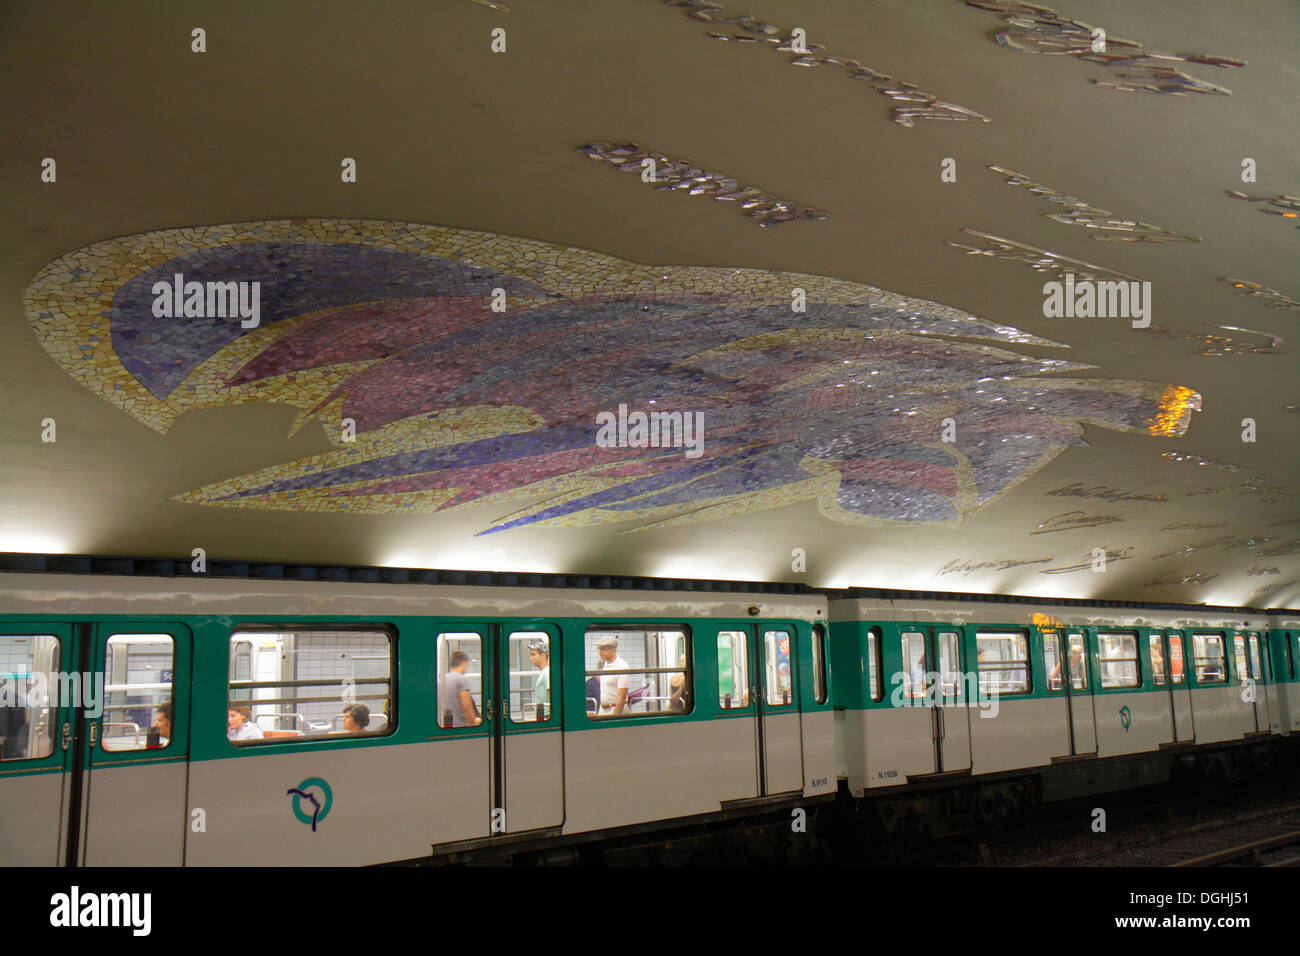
[
  {"x1": 577, "y1": 142, "x2": 828, "y2": 227},
  {"x1": 1222, "y1": 278, "x2": 1300, "y2": 313},
  {"x1": 1226, "y1": 191, "x2": 1300, "y2": 228},
  {"x1": 966, "y1": 1, "x2": 1244, "y2": 96},
  {"x1": 665, "y1": 0, "x2": 989, "y2": 127},
  {"x1": 947, "y1": 229, "x2": 1140, "y2": 285},
  {"x1": 988, "y1": 166, "x2": 1199, "y2": 243},
  {"x1": 24, "y1": 220, "x2": 1201, "y2": 530}
]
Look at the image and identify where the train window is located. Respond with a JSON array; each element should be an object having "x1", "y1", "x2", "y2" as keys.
[
  {"x1": 1169, "y1": 634, "x2": 1186, "y2": 685},
  {"x1": 586, "y1": 627, "x2": 690, "y2": 719},
  {"x1": 763, "y1": 630, "x2": 795, "y2": 706},
  {"x1": 938, "y1": 632, "x2": 962, "y2": 699},
  {"x1": 976, "y1": 631, "x2": 1029, "y2": 696},
  {"x1": 1233, "y1": 636, "x2": 1249, "y2": 681},
  {"x1": 228, "y1": 628, "x2": 395, "y2": 743},
  {"x1": 867, "y1": 628, "x2": 883, "y2": 703},
  {"x1": 1066, "y1": 633, "x2": 1088, "y2": 690},
  {"x1": 1287, "y1": 634, "x2": 1295, "y2": 680},
  {"x1": 1148, "y1": 635, "x2": 1167, "y2": 686},
  {"x1": 717, "y1": 630, "x2": 749, "y2": 710},
  {"x1": 1097, "y1": 632, "x2": 1139, "y2": 688},
  {"x1": 1044, "y1": 632, "x2": 1061, "y2": 690},
  {"x1": 438, "y1": 632, "x2": 482, "y2": 729},
  {"x1": 1248, "y1": 635, "x2": 1263, "y2": 682},
  {"x1": 1191, "y1": 633, "x2": 1227, "y2": 684},
  {"x1": 0, "y1": 634, "x2": 60, "y2": 761},
  {"x1": 101, "y1": 634, "x2": 174, "y2": 751},
  {"x1": 509, "y1": 631, "x2": 551, "y2": 723},
  {"x1": 812, "y1": 624, "x2": 827, "y2": 705},
  {"x1": 901, "y1": 632, "x2": 926, "y2": 699}
]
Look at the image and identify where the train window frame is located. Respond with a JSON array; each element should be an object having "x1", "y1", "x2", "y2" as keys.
[
  {"x1": 437, "y1": 631, "x2": 483, "y2": 729},
  {"x1": 1167, "y1": 633, "x2": 1187, "y2": 685},
  {"x1": 976, "y1": 630, "x2": 1030, "y2": 697},
  {"x1": 1248, "y1": 634, "x2": 1264, "y2": 683},
  {"x1": 227, "y1": 624, "x2": 396, "y2": 746},
  {"x1": 1066, "y1": 632, "x2": 1089, "y2": 691},
  {"x1": 867, "y1": 627, "x2": 883, "y2": 703},
  {"x1": 507, "y1": 630, "x2": 553, "y2": 725},
  {"x1": 811, "y1": 623, "x2": 828, "y2": 705},
  {"x1": 1148, "y1": 633, "x2": 1167, "y2": 687},
  {"x1": 1044, "y1": 631, "x2": 1062, "y2": 692},
  {"x1": 585, "y1": 624, "x2": 692, "y2": 721},
  {"x1": 1233, "y1": 635, "x2": 1249, "y2": 681},
  {"x1": 100, "y1": 632, "x2": 175, "y2": 752},
  {"x1": 1191, "y1": 632, "x2": 1228, "y2": 685},
  {"x1": 762, "y1": 628, "x2": 796, "y2": 707},
  {"x1": 900, "y1": 630, "x2": 927, "y2": 700},
  {"x1": 0, "y1": 633, "x2": 61, "y2": 761},
  {"x1": 1096, "y1": 631, "x2": 1141, "y2": 689}
]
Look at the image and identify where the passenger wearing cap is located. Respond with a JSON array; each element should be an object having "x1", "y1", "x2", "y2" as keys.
[{"x1": 596, "y1": 636, "x2": 632, "y2": 715}]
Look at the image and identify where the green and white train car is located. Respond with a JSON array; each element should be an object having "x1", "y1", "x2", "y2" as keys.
[
  {"x1": 2, "y1": 560, "x2": 1296, "y2": 864},
  {"x1": 0, "y1": 571, "x2": 834, "y2": 866},
  {"x1": 828, "y1": 595, "x2": 1293, "y2": 805}
]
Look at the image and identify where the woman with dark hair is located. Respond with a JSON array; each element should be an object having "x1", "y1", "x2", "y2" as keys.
[{"x1": 342, "y1": 702, "x2": 370, "y2": 733}]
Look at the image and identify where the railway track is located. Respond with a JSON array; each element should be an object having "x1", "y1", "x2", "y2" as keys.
[
  {"x1": 1175, "y1": 830, "x2": 1300, "y2": 867},
  {"x1": 1014, "y1": 801, "x2": 1300, "y2": 866}
]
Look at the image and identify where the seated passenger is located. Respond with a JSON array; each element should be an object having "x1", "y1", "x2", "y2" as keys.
[
  {"x1": 341, "y1": 702, "x2": 370, "y2": 734},
  {"x1": 668, "y1": 654, "x2": 688, "y2": 712},
  {"x1": 227, "y1": 703, "x2": 264, "y2": 741},
  {"x1": 0, "y1": 673, "x2": 30, "y2": 760},
  {"x1": 153, "y1": 700, "x2": 173, "y2": 747}
]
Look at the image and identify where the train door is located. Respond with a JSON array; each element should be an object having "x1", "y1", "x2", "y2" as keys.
[
  {"x1": 493, "y1": 625, "x2": 562, "y2": 833},
  {"x1": 900, "y1": 626, "x2": 971, "y2": 773},
  {"x1": 717, "y1": 624, "x2": 803, "y2": 795},
  {"x1": 0, "y1": 623, "x2": 75, "y2": 865},
  {"x1": 757, "y1": 625, "x2": 803, "y2": 793},
  {"x1": 77, "y1": 623, "x2": 191, "y2": 865},
  {"x1": 1163, "y1": 632, "x2": 1195, "y2": 741},
  {"x1": 435, "y1": 624, "x2": 563, "y2": 840},
  {"x1": 1064, "y1": 631, "x2": 1097, "y2": 754},
  {"x1": 0, "y1": 622, "x2": 190, "y2": 866},
  {"x1": 1248, "y1": 632, "x2": 1270, "y2": 733},
  {"x1": 1233, "y1": 635, "x2": 1261, "y2": 733}
]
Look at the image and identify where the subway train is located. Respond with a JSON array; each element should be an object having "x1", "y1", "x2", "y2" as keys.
[{"x1": 0, "y1": 554, "x2": 1295, "y2": 865}]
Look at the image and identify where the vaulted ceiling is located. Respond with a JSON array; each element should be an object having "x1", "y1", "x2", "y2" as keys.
[{"x1": 1, "y1": 0, "x2": 1296, "y2": 606}]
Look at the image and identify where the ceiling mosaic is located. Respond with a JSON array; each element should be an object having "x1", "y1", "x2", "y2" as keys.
[{"x1": 24, "y1": 220, "x2": 1199, "y2": 533}]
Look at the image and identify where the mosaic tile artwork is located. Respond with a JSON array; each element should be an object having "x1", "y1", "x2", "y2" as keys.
[
  {"x1": 1226, "y1": 190, "x2": 1300, "y2": 226},
  {"x1": 1140, "y1": 325, "x2": 1284, "y2": 357},
  {"x1": 947, "y1": 228, "x2": 1141, "y2": 284},
  {"x1": 1222, "y1": 278, "x2": 1300, "y2": 313},
  {"x1": 24, "y1": 220, "x2": 1201, "y2": 530},
  {"x1": 966, "y1": 1, "x2": 1244, "y2": 96},
  {"x1": 577, "y1": 142, "x2": 829, "y2": 227},
  {"x1": 664, "y1": 0, "x2": 989, "y2": 127},
  {"x1": 989, "y1": 166, "x2": 1199, "y2": 243}
]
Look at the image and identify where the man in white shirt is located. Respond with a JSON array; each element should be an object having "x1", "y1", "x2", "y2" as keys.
[{"x1": 596, "y1": 636, "x2": 631, "y2": 715}]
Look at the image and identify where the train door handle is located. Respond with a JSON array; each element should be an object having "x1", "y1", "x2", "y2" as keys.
[
  {"x1": 485, "y1": 699, "x2": 494, "y2": 721},
  {"x1": 88, "y1": 723, "x2": 97, "y2": 747},
  {"x1": 61, "y1": 722, "x2": 71, "y2": 751}
]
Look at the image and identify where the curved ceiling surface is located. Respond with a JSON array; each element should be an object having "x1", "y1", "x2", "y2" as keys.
[{"x1": 0, "y1": 0, "x2": 1296, "y2": 606}]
